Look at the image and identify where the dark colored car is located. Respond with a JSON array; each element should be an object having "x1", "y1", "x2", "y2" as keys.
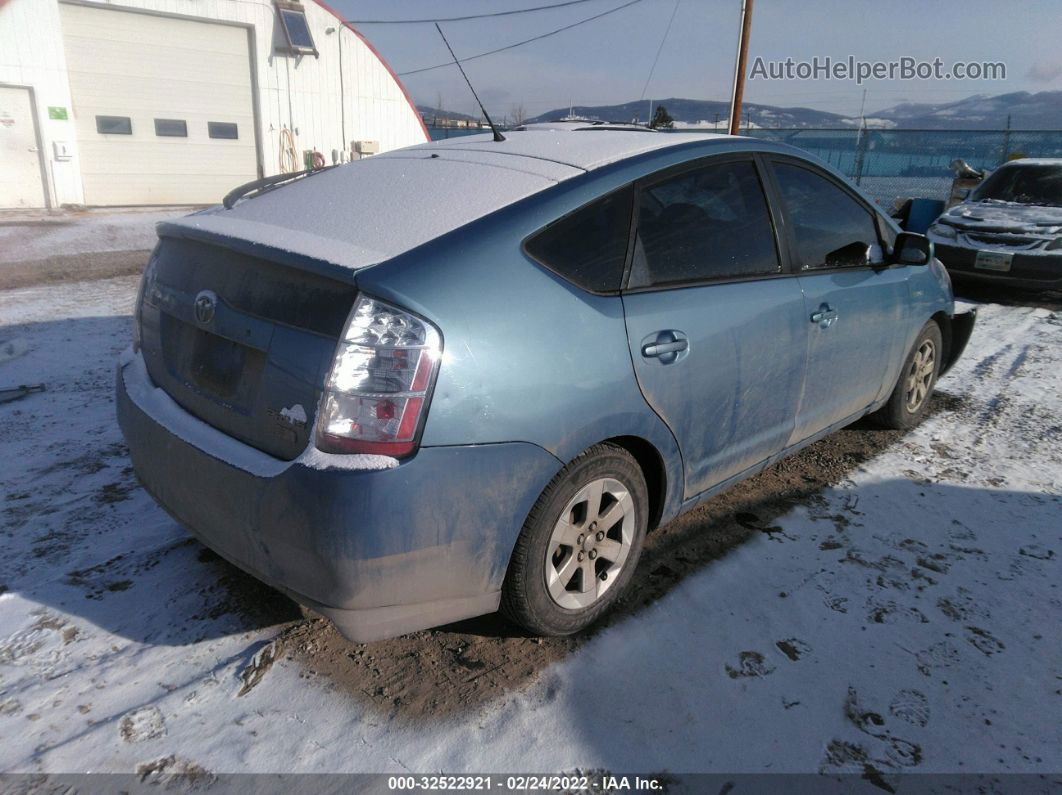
[{"x1": 928, "y1": 158, "x2": 1062, "y2": 290}]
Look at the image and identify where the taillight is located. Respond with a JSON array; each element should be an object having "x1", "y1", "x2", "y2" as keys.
[
  {"x1": 131, "y1": 250, "x2": 159, "y2": 353},
  {"x1": 316, "y1": 295, "x2": 442, "y2": 458}
]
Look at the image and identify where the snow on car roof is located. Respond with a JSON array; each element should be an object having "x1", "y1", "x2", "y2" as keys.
[
  {"x1": 161, "y1": 130, "x2": 734, "y2": 272},
  {"x1": 419, "y1": 128, "x2": 734, "y2": 172}
]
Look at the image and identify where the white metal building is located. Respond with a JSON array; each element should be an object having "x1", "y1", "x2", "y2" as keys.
[{"x1": 0, "y1": 0, "x2": 429, "y2": 207}]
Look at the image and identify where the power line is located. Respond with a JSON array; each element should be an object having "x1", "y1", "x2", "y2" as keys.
[
  {"x1": 349, "y1": 0, "x2": 611, "y2": 25},
  {"x1": 398, "y1": 0, "x2": 645, "y2": 77},
  {"x1": 639, "y1": 0, "x2": 680, "y2": 100}
]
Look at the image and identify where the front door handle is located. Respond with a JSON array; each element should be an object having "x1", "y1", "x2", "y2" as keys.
[
  {"x1": 810, "y1": 303, "x2": 839, "y2": 328},
  {"x1": 642, "y1": 339, "x2": 688, "y2": 357},
  {"x1": 640, "y1": 330, "x2": 689, "y2": 364}
]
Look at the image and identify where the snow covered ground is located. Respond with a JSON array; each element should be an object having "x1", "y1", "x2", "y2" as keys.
[
  {"x1": 0, "y1": 208, "x2": 189, "y2": 265},
  {"x1": 0, "y1": 277, "x2": 1059, "y2": 778}
]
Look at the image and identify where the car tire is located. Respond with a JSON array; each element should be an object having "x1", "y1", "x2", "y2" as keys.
[
  {"x1": 872, "y1": 321, "x2": 943, "y2": 430},
  {"x1": 501, "y1": 443, "x2": 648, "y2": 636}
]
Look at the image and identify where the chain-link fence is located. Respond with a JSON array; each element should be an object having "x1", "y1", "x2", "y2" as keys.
[
  {"x1": 431, "y1": 124, "x2": 1062, "y2": 207},
  {"x1": 744, "y1": 128, "x2": 1062, "y2": 206}
]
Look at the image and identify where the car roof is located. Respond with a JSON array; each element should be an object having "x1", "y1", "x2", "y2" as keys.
[
  {"x1": 416, "y1": 129, "x2": 735, "y2": 172},
  {"x1": 160, "y1": 130, "x2": 752, "y2": 273}
]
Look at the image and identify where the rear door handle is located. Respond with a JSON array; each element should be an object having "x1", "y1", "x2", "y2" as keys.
[
  {"x1": 642, "y1": 339, "x2": 688, "y2": 357},
  {"x1": 810, "y1": 304, "x2": 839, "y2": 328}
]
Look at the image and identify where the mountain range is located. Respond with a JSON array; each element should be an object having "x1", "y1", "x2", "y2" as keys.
[{"x1": 498, "y1": 91, "x2": 1062, "y2": 130}]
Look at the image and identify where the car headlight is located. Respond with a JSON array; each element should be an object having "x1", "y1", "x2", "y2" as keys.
[{"x1": 928, "y1": 222, "x2": 957, "y2": 240}]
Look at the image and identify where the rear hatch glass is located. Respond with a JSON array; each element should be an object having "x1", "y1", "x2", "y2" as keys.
[{"x1": 139, "y1": 236, "x2": 356, "y2": 460}]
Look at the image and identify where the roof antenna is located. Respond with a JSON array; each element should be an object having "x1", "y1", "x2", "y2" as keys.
[{"x1": 434, "y1": 22, "x2": 505, "y2": 142}]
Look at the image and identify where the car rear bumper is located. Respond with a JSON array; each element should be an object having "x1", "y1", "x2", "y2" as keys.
[
  {"x1": 116, "y1": 351, "x2": 560, "y2": 642},
  {"x1": 934, "y1": 241, "x2": 1062, "y2": 290}
]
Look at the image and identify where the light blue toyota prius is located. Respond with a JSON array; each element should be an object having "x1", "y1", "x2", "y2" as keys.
[{"x1": 117, "y1": 126, "x2": 975, "y2": 641}]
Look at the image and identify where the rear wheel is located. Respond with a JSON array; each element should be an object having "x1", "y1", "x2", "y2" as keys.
[
  {"x1": 501, "y1": 444, "x2": 648, "y2": 636},
  {"x1": 873, "y1": 321, "x2": 943, "y2": 430}
]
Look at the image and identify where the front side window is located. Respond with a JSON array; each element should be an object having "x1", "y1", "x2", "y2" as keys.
[
  {"x1": 772, "y1": 161, "x2": 881, "y2": 269},
  {"x1": 629, "y1": 159, "x2": 780, "y2": 288},
  {"x1": 524, "y1": 187, "x2": 633, "y2": 293}
]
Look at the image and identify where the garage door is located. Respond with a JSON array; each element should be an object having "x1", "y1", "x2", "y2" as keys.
[{"x1": 60, "y1": 3, "x2": 259, "y2": 205}]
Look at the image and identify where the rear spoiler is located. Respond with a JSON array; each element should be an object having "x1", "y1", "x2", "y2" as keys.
[{"x1": 222, "y1": 165, "x2": 338, "y2": 209}]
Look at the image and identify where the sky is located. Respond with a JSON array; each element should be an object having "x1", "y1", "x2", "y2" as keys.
[{"x1": 332, "y1": 0, "x2": 1062, "y2": 120}]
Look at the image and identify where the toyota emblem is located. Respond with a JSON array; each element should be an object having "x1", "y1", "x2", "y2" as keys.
[{"x1": 194, "y1": 290, "x2": 217, "y2": 326}]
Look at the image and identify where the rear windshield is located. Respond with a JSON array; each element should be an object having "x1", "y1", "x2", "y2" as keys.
[
  {"x1": 972, "y1": 164, "x2": 1062, "y2": 207},
  {"x1": 524, "y1": 187, "x2": 634, "y2": 293}
]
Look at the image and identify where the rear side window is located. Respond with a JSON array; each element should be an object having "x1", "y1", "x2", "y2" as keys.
[
  {"x1": 524, "y1": 187, "x2": 633, "y2": 293},
  {"x1": 772, "y1": 162, "x2": 881, "y2": 269},
  {"x1": 629, "y1": 159, "x2": 780, "y2": 288}
]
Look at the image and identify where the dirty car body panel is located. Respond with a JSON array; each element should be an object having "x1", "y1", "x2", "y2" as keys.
[{"x1": 117, "y1": 130, "x2": 973, "y2": 641}]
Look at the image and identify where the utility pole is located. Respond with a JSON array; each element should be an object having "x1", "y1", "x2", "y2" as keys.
[
  {"x1": 728, "y1": 0, "x2": 754, "y2": 135},
  {"x1": 1000, "y1": 113, "x2": 1012, "y2": 163},
  {"x1": 853, "y1": 88, "x2": 868, "y2": 185}
]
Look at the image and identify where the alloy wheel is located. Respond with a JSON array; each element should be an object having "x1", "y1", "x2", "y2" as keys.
[
  {"x1": 544, "y1": 477, "x2": 635, "y2": 610},
  {"x1": 904, "y1": 339, "x2": 936, "y2": 412}
]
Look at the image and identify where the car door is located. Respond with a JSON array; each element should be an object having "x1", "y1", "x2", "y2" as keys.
[
  {"x1": 622, "y1": 156, "x2": 808, "y2": 500},
  {"x1": 765, "y1": 157, "x2": 910, "y2": 444}
]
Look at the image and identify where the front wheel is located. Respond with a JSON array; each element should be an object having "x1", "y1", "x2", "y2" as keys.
[
  {"x1": 501, "y1": 443, "x2": 648, "y2": 636},
  {"x1": 872, "y1": 321, "x2": 943, "y2": 430}
]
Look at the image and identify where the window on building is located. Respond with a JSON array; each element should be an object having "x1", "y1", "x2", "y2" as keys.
[
  {"x1": 96, "y1": 116, "x2": 132, "y2": 135},
  {"x1": 208, "y1": 122, "x2": 239, "y2": 140},
  {"x1": 154, "y1": 119, "x2": 188, "y2": 137},
  {"x1": 629, "y1": 160, "x2": 780, "y2": 288},
  {"x1": 524, "y1": 187, "x2": 633, "y2": 293},
  {"x1": 772, "y1": 162, "x2": 881, "y2": 269},
  {"x1": 276, "y1": 3, "x2": 317, "y2": 54}
]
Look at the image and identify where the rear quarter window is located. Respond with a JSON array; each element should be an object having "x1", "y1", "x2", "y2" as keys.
[{"x1": 524, "y1": 187, "x2": 633, "y2": 293}]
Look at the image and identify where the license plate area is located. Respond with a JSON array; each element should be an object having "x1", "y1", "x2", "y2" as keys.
[
  {"x1": 974, "y1": 250, "x2": 1013, "y2": 272},
  {"x1": 191, "y1": 329, "x2": 247, "y2": 398},
  {"x1": 160, "y1": 314, "x2": 265, "y2": 410}
]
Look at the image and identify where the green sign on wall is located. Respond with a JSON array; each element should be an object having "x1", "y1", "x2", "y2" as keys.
[{"x1": 48, "y1": 106, "x2": 69, "y2": 120}]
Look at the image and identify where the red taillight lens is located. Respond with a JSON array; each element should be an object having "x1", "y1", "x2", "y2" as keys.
[{"x1": 315, "y1": 295, "x2": 441, "y2": 458}]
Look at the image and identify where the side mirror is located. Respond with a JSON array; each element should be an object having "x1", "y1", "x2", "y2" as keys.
[{"x1": 893, "y1": 231, "x2": 933, "y2": 266}]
